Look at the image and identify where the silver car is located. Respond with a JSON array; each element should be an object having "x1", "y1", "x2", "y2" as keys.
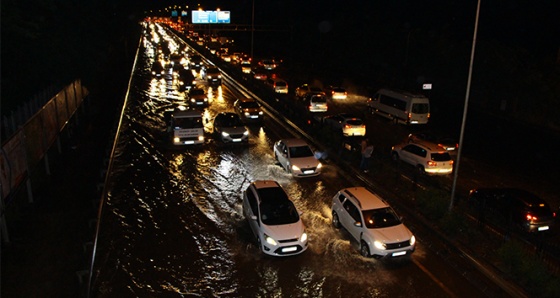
[
  {"x1": 212, "y1": 112, "x2": 249, "y2": 143},
  {"x1": 273, "y1": 138, "x2": 322, "y2": 177}
]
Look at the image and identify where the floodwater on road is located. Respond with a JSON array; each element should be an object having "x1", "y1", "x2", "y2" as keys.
[{"x1": 89, "y1": 30, "x2": 490, "y2": 298}]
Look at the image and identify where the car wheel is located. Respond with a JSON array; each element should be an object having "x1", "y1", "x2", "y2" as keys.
[
  {"x1": 360, "y1": 241, "x2": 370, "y2": 258},
  {"x1": 392, "y1": 116, "x2": 399, "y2": 125},
  {"x1": 391, "y1": 152, "x2": 400, "y2": 162},
  {"x1": 332, "y1": 211, "x2": 341, "y2": 229},
  {"x1": 257, "y1": 236, "x2": 263, "y2": 253},
  {"x1": 417, "y1": 165, "x2": 425, "y2": 174}
]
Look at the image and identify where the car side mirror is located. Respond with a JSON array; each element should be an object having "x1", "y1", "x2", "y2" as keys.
[
  {"x1": 251, "y1": 215, "x2": 257, "y2": 221},
  {"x1": 354, "y1": 221, "x2": 362, "y2": 227}
]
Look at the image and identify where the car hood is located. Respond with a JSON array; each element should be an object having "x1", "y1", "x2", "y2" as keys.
[
  {"x1": 367, "y1": 224, "x2": 412, "y2": 244},
  {"x1": 263, "y1": 221, "x2": 305, "y2": 240},
  {"x1": 289, "y1": 156, "x2": 320, "y2": 168},
  {"x1": 191, "y1": 95, "x2": 207, "y2": 100},
  {"x1": 219, "y1": 126, "x2": 247, "y2": 134}
]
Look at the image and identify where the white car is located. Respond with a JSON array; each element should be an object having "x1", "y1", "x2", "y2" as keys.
[
  {"x1": 242, "y1": 180, "x2": 308, "y2": 256},
  {"x1": 323, "y1": 113, "x2": 366, "y2": 136},
  {"x1": 212, "y1": 112, "x2": 249, "y2": 143},
  {"x1": 306, "y1": 94, "x2": 328, "y2": 113},
  {"x1": 273, "y1": 138, "x2": 322, "y2": 177},
  {"x1": 391, "y1": 142, "x2": 453, "y2": 175},
  {"x1": 331, "y1": 187, "x2": 416, "y2": 258}
]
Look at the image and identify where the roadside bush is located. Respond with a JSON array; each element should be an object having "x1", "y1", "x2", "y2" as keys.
[
  {"x1": 439, "y1": 210, "x2": 468, "y2": 235},
  {"x1": 497, "y1": 241, "x2": 560, "y2": 298},
  {"x1": 415, "y1": 189, "x2": 448, "y2": 221}
]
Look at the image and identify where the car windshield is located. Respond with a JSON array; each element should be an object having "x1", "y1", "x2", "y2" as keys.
[
  {"x1": 257, "y1": 188, "x2": 300, "y2": 225},
  {"x1": 362, "y1": 207, "x2": 402, "y2": 229},
  {"x1": 431, "y1": 152, "x2": 452, "y2": 161},
  {"x1": 412, "y1": 103, "x2": 429, "y2": 114},
  {"x1": 289, "y1": 145, "x2": 314, "y2": 158},
  {"x1": 190, "y1": 89, "x2": 205, "y2": 96},
  {"x1": 346, "y1": 119, "x2": 363, "y2": 126},
  {"x1": 220, "y1": 114, "x2": 243, "y2": 126},
  {"x1": 310, "y1": 87, "x2": 323, "y2": 92},
  {"x1": 240, "y1": 101, "x2": 260, "y2": 109},
  {"x1": 173, "y1": 117, "x2": 203, "y2": 129},
  {"x1": 333, "y1": 88, "x2": 346, "y2": 92},
  {"x1": 311, "y1": 96, "x2": 327, "y2": 103},
  {"x1": 275, "y1": 81, "x2": 287, "y2": 87}
]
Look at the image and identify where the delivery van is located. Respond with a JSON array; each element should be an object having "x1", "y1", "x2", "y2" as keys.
[{"x1": 166, "y1": 108, "x2": 205, "y2": 145}]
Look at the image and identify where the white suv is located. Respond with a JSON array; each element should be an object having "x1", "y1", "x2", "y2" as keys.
[
  {"x1": 242, "y1": 180, "x2": 308, "y2": 256},
  {"x1": 331, "y1": 187, "x2": 416, "y2": 259},
  {"x1": 391, "y1": 141, "x2": 453, "y2": 175}
]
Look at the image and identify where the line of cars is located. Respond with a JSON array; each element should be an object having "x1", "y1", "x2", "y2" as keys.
[{"x1": 153, "y1": 23, "x2": 557, "y2": 273}]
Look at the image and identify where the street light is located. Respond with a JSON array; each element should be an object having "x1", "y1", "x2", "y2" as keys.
[
  {"x1": 251, "y1": 0, "x2": 255, "y2": 60},
  {"x1": 449, "y1": 0, "x2": 481, "y2": 210}
]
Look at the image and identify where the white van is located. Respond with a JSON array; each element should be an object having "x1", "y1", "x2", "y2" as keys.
[
  {"x1": 166, "y1": 108, "x2": 205, "y2": 145},
  {"x1": 367, "y1": 89, "x2": 430, "y2": 125}
]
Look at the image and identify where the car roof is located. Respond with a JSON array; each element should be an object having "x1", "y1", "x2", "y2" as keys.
[
  {"x1": 251, "y1": 180, "x2": 282, "y2": 190},
  {"x1": 342, "y1": 187, "x2": 389, "y2": 210},
  {"x1": 473, "y1": 188, "x2": 547, "y2": 204},
  {"x1": 281, "y1": 138, "x2": 310, "y2": 148},
  {"x1": 404, "y1": 141, "x2": 447, "y2": 152},
  {"x1": 236, "y1": 97, "x2": 255, "y2": 103}
]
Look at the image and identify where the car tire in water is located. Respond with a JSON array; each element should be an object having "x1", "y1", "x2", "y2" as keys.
[
  {"x1": 360, "y1": 241, "x2": 370, "y2": 258},
  {"x1": 332, "y1": 212, "x2": 341, "y2": 229}
]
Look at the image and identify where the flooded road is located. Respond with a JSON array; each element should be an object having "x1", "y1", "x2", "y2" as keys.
[{"x1": 90, "y1": 27, "x2": 497, "y2": 297}]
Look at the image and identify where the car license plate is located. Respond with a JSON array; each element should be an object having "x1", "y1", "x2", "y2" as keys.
[
  {"x1": 232, "y1": 139, "x2": 242, "y2": 142},
  {"x1": 184, "y1": 140, "x2": 194, "y2": 144},
  {"x1": 250, "y1": 116, "x2": 258, "y2": 119},
  {"x1": 303, "y1": 170, "x2": 314, "y2": 174},
  {"x1": 392, "y1": 251, "x2": 406, "y2": 257},
  {"x1": 538, "y1": 226, "x2": 549, "y2": 231},
  {"x1": 282, "y1": 247, "x2": 297, "y2": 253}
]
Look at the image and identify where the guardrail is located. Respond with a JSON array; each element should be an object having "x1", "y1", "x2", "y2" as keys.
[{"x1": 0, "y1": 80, "x2": 89, "y2": 243}]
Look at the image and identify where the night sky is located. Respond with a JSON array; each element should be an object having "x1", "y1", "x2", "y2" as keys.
[{"x1": 2, "y1": 0, "x2": 559, "y2": 129}]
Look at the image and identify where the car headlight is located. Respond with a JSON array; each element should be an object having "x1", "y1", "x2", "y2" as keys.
[
  {"x1": 410, "y1": 235, "x2": 416, "y2": 246},
  {"x1": 173, "y1": 137, "x2": 180, "y2": 143},
  {"x1": 190, "y1": 98, "x2": 196, "y2": 103},
  {"x1": 258, "y1": 111, "x2": 263, "y2": 115},
  {"x1": 291, "y1": 164, "x2": 301, "y2": 171},
  {"x1": 198, "y1": 136, "x2": 204, "y2": 141},
  {"x1": 264, "y1": 234, "x2": 277, "y2": 246},
  {"x1": 373, "y1": 240, "x2": 386, "y2": 250},
  {"x1": 221, "y1": 131, "x2": 230, "y2": 137},
  {"x1": 244, "y1": 112, "x2": 250, "y2": 116},
  {"x1": 300, "y1": 232, "x2": 308, "y2": 243},
  {"x1": 243, "y1": 130, "x2": 249, "y2": 136},
  {"x1": 316, "y1": 162, "x2": 322, "y2": 169}
]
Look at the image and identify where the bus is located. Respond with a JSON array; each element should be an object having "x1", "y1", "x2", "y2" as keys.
[
  {"x1": 166, "y1": 108, "x2": 205, "y2": 145},
  {"x1": 367, "y1": 89, "x2": 430, "y2": 125}
]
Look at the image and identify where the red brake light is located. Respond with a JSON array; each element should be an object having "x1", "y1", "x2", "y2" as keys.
[
  {"x1": 427, "y1": 161, "x2": 437, "y2": 167},
  {"x1": 526, "y1": 214, "x2": 537, "y2": 221}
]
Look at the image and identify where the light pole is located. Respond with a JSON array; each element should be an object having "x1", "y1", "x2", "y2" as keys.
[
  {"x1": 251, "y1": 0, "x2": 255, "y2": 60},
  {"x1": 449, "y1": 0, "x2": 481, "y2": 210}
]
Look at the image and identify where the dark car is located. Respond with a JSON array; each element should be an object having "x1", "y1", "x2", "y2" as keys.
[
  {"x1": 151, "y1": 61, "x2": 165, "y2": 77},
  {"x1": 468, "y1": 188, "x2": 556, "y2": 232},
  {"x1": 178, "y1": 68, "x2": 195, "y2": 92}
]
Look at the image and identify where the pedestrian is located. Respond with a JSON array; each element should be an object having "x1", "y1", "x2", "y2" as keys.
[{"x1": 360, "y1": 138, "x2": 374, "y2": 173}]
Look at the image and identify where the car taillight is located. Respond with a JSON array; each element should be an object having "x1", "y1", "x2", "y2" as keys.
[
  {"x1": 427, "y1": 161, "x2": 437, "y2": 167},
  {"x1": 526, "y1": 214, "x2": 537, "y2": 221},
  {"x1": 344, "y1": 124, "x2": 351, "y2": 129}
]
